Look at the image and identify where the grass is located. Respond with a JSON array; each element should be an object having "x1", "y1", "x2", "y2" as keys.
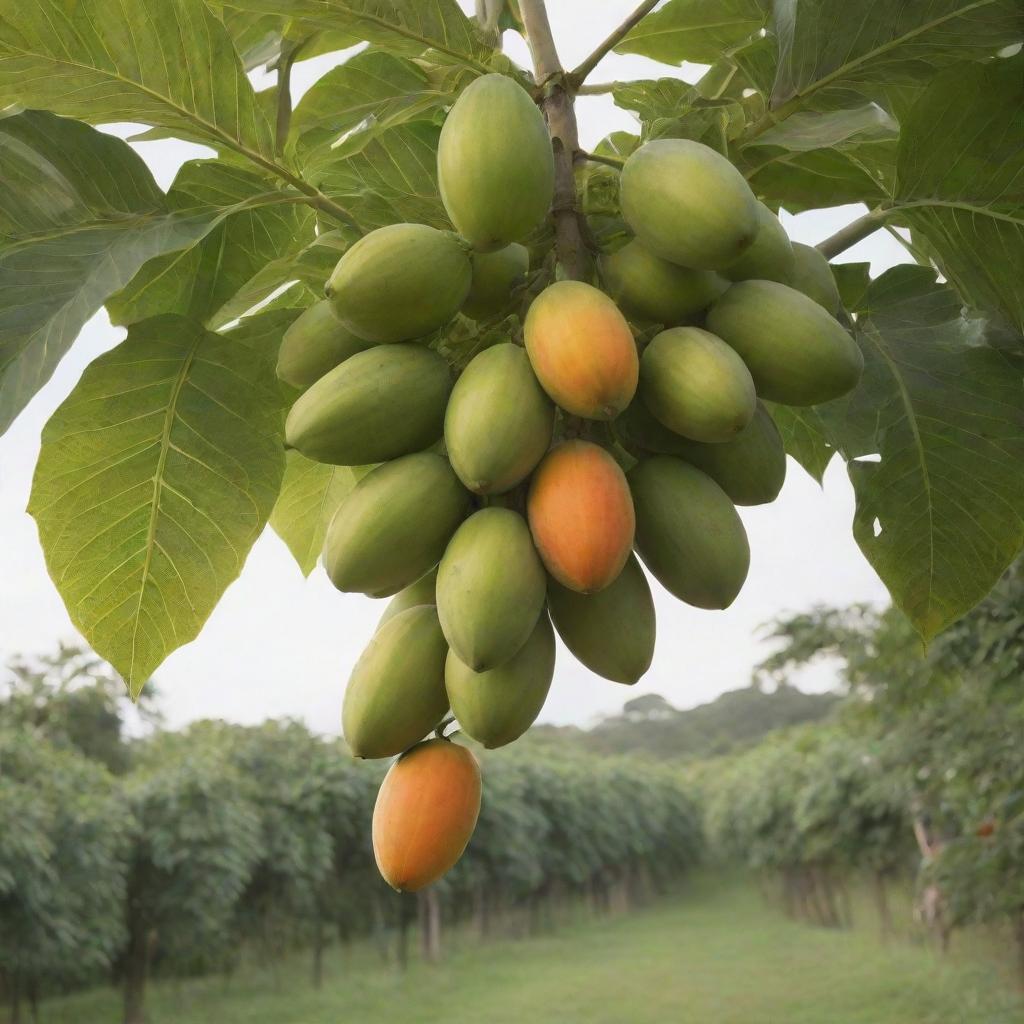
[{"x1": 45, "y1": 874, "x2": 1024, "y2": 1024}]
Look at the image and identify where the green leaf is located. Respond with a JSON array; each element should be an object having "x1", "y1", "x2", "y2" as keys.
[
  {"x1": 28, "y1": 314, "x2": 287, "y2": 697},
  {"x1": 0, "y1": 112, "x2": 240, "y2": 436},
  {"x1": 107, "y1": 162, "x2": 315, "y2": 328},
  {"x1": 834, "y1": 266, "x2": 1024, "y2": 640},
  {"x1": 832, "y1": 263, "x2": 873, "y2": 312},
  {"x1": 270, "y1": 453, "x2": 373, "y2": 576},
  {"x1": 771, "y1": 0, "x2": 1024, "y2": 109},
  {"x1": 894, "y1": 56, "x2": 1024, "y2": 334},
  {"x1": 749, "y1": 104, "x2": 897, "y2": 152},
  {"x1": 615, "y1": 0, "x2": 768, "y2": 66},
  {"x1": 765, "y1": 404, "x2": 835, "y2": 483},
  {"x1": 0, "y1": 0, "x2": 274, "y2": 158}
]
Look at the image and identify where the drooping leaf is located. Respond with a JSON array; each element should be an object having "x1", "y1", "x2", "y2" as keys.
[
  {"x1": 749, "y1": 104, "x2": 897, "y2": 152},
  {"x1": 28, "y1": 314, "x2": 287, "y2": 697},
  {"x1": 611, "y1": 80, "x2": 696, "y2": 123},
  {"x1": 270, "y1": 453, "x2": 373, "y2": 576},
  {"x1": 832, "y1": 266, "x2": 1024, "y2": 640},
  {"x1": 0, "y1": 111, "x2": 248, "y2": 435},
  {"x1": 107, "y1": 162, "x2": 315, "y2": 328},
  {"x1": 765, "y1": 404, "x2": 835, "y2": 483},
  {"x1": 615, "y1": 0, "x2": 768, "y2": 66},
  {"x1": 771, "y1": 0, "x2": 1024, "y2": 109},
  {"x1": 0, "y1": 0, "x2": 274, "y2": 158},
  {"x1": 894, "y1": 56, "x2": 1024, "y2": 334}
]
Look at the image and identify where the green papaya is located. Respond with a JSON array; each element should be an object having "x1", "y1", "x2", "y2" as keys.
[
  {"x1": 445, "y1": 343, "x2": 554, "y2": 495},
  {"x1": 462, "y1": 244, "x2": 530, "y2": 320},
  {"x1": 619, "y1": 139, "x2": 758, "y2": 270},
  {"x1": 789, "y1": 242, "x2": 841, "y2": 314},
  {"x1": 324, "y1": 453, "x2": 469, "y2": 597},
  {"x1": 547, "y1": 553, "x2": 655, "y2": 684},
  {"x1": 600, "y1": 238, "x2": 726, "y2": 325},
  {"x1": 377, "y1": 567, "x2": 438, "y2": 629},
  {"x1": 438, "y1": 74, "x2": 555, "y2": 251},
  {"x1": 285, "y1": 344, "x2": 451, "y2": 465},
  {"x1": 670, "y1": 402, "x2": 787, "y2": 506},
  {"x1": 615, "y1": 396, "x2": 693, "y2": 456},
  {"x1": 706, "y1": 280, "x2": 863, "y2": 406},
  {"x1": 436, "y1": 507, "x2": 546, "y2": 671},
  {"x1": 721, "y1": 203, "x2": 795, "y2": 284},
  {"x1": 640, "y1": 326, "x2": 756, "y2": 443},
  {"x1": 446, "y1": 614, "x2": 555, "y2": 748},
  {"x1": 276, "y1": 300, "x2": 373, "y2": 390},
  {"x1": 629, "y1": 457, "x2": 749, "y2": 609},
  {"x1": 326, "y1": 223, "x2": 472, "y2": 342},
  {"x1": 342, "y1": 606, "x2": 449, "y2": 759}
]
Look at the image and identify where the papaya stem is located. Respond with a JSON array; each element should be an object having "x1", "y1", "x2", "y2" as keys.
[
  {"x1": 578, "y1": 150, "x2": 624, "y2": 170},
  {"x1": 817, "y1": 207, "x2": 890, "y2": 259},
  {"x1": 568, "y1": 0, "x2": 659, "y2": 88},
  {"x1": 576, "y1": 82, "x2": 619, "y2": 96},
  {"x1": 275, "y1": 39, "x2": 302, "y2": 157},
  {"x1": 520, "y1": 0, "x2": 587, "y2": 280}
]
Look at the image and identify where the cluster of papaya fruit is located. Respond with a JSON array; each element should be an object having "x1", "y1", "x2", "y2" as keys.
[{"x1": 277, "y1": 72, "x2": 862, "y2": 891}]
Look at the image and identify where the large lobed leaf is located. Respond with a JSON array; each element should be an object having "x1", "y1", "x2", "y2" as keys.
[
  {"x1": 28, "y1": 313, "x2": 290, "y2": 697},
  {"x1": 0, "y1": 0, "x2": 273, "y2": 158}
]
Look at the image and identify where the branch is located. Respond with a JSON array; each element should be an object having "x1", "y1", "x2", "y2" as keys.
[
  {"x1": 568, "y1": 0, "x2": 659, "y2": 87},
  {"x1": 816, "y1": 207, "x2": 889, "y2": 260},
  {"x1": 275, "y1": 40, "x2": 302, "y2": 157},
  {"x1": 578, "y1": 150, "x2": 624, "y2": 170},
  {"x1": 520, "y1": 0, "x2": 588, "y2": 280}
]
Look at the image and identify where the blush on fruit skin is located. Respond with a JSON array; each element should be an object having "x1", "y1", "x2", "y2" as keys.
[
  {"x1": 527, "y1": 440, "x2": 635, "y2": 594},
  {"x1": 524, "y1": 281, "x2": 639, "y2": 420},
  {"x1": 372, "y1": 738, "x2": 481, "y2": 893}
]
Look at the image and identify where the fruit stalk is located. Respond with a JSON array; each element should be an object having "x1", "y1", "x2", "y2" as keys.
[
  {"x1": 520, "y1": 0, "x2": 587, "y2": 280},
  {"x1": 816, "y1": 207, "x2": 889, "y2": 259}
]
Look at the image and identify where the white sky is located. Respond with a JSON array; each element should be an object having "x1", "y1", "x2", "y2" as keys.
[{"x1": 0, "y1": 2, "x2": 903, "y2": 732}]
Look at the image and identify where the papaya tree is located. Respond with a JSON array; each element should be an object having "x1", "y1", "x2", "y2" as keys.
[{"x1": 0, "y1": 0, "x2": 1022, "y2": 888}]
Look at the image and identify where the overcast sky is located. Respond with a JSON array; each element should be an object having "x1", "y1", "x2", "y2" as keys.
[{"x1": 0, "y1": 2, "x2": 905, "y2": 732}]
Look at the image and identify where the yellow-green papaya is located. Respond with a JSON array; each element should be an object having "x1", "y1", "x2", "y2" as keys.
[
  {"x1": 444, "y1": 343, "x2": 554, "y2": 495},
  {"x1": 670, "y1": 402, "x2": 787, "y2": 506},
  {"x1": 342, "y1": 606, "x2": 449, "y2": 759},
  {"x1": 436, "y1": 507, "x2": 546, "y2": 671},
  {"x1": 721, "y1": 203, "x2": 795, "y2": 284},
  {"x1": 446, "y1": 613, "x2": 555, "y2": 748},
  {"x1": 547, "y1": 553, "x2": 654, "y2": 684},
  {"x1": 326, "y1": 224, "x2": 472, "y2": 342},
  {"x1": 789, "y1": 242, "x2": 841, "y2": 314},
  {"x1": 438, "y1": 74, "x2": 554, "y2": 251},
  {"x1": 706, "y1": 280, "x2": 863, "y2": 406},
  {"x1": 324, "y1": 453, "x2": 468, "y2": 597},
  {"x1": 285, "y1": 344, "x2": 451, "y2": 465},
  {"x1": 629, "y1": 457, "x2": 749, "y2": 609},
  {"x1": 600, "y1": 238, "x2": 726, "y2": 325},
  {"x1": 619, "y1": 140, "x2": 758, "y2": 270},
  {"x1": 462, "y1": 244, "x2": 530, "y2": 320},
  {"x1": 640, "y1": 326, "x2": 756, "y2": 443},
  {"x1": 377, "y1": 567, "x2": 438, "y2": 629},
  {"x1": 276, "y1": 301, "x2": 374, "y2": 390}
]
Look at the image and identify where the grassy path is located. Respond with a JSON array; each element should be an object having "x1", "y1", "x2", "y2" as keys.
[{"x1": 49, "y1": 875, "x2": 1023, "y2": 1024}]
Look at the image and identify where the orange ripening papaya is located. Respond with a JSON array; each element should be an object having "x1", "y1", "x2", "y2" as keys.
[
  {"x1": 524, "y1": 281, "x2": 638, "y2": 420},
  {"x1": 372, "y1": 738, "x2": 481, "y2": 892},
  {"x1": 527, "y1": 440, "x2": 635, "y2": 593}
]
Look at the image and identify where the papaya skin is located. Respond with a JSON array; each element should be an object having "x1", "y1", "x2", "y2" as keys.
[
  {"x1": 629, "y1": 456, "x2": 750, "y2": 610},
  {"x1": 444, "y1": 343, "x2": 554, "y2": 495},
  {"x1": 462, "y1": 244, "x2": 530, "y2": 320},
  {"x1": 326, "y1": 223, "x2": 472, "y2": 343},
  {"x1": 527, "y1": 440, "x2": 635, "y2": 594},
  {"x1": 284, "y1": 344, "x2": 452, "y2": 466},
  {"x1": 640, "y1": 326, "x2": 756, "y2": 443},
  {"x1": 619, "y1": 139, "x2": 759, "y2": 270},
  {"x1": 547, "y1": 553, "x2": 655, "y2": 684},
  {"x1": 372, "y1": 738, "x2": 481, "y2": 892},
  {"x1": 599, "y1": 239, "x2": 726, "y2": 325},
  {"x1": 343, "y1": 606, "x2": 450, "y2": 760},
  {"x1": 524, "y1": 281, "x2": 638, "y2": 420},
  {"x1": 438, "y1": 74, "x2": 555, "y2": 251},
  {"x1": 789, "y1": 243, "x2": 841, "y2": 314},
  {"x1": 276, "y1": 300, "x2": 374, "y2": 390},
  {"x1": 721, "y1": 203, "x2": 795, "y2": 284},
  {"x1": 446, "y1": 614, "x2": 555, "y2": 749},
  {"x1": 436, "y1": 507, "x2": 547, "y2": 671},
  {"x1": 324, "y1": 454, "x2": 469, "y2": 598},
  {"x1": 377, "y1": 567, "x2": 438, "y2": 630},
  {"x1": 706, "y1": 279, "x2": 863, "y2": 406}
]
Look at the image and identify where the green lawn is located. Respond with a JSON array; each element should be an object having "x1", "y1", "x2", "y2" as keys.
[{"x1": 47, "y1": 875, "x2": 1023, "y2": 1024}]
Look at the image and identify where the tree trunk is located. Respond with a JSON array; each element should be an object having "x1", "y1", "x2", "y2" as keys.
[
  {"x1": 873, "y1": 871, "x2": 893, "y2": 939},
  {"x1": 473, "y1": 884, "x2": 490, "y2": 940},
  {"x1": 417, "y1": 889, "x2": 442, "y2": 964},
  {"x1": 7, "y1": 976, "x2": 20, "y2": 1024},
  {"x1": 311, "y1": 906, "x2": 325, "y2": 989},
  {"x1": 395, "y1": 894, "x2": 415, "y2": 971},
  {"x1": 1014, "y1": 908, "x2": 1024, "y2": 986},
  {"x1": 122, "y1": 914, "x2": 149, "y2": 1024}
]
